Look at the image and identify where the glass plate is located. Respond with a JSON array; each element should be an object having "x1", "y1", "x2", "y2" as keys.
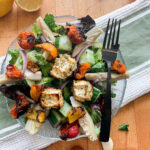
[{"x1": 0, "y1": 15, "x2": 127, "y2": 141}]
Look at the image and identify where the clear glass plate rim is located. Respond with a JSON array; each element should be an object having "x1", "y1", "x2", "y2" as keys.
[{"x1": 1, "y1": 15, "x2": 127, "y2": 141}]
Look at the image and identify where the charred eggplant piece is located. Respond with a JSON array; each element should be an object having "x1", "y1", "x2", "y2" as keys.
[
  {"x1": 0, "y1": 84, "x2": 31, "y2": 100},
  {"x1": 78, "y1": 15, "x2": 96, "y2": 33},
  {"x1": 10, "y1": 94, "x2": 29, "y2": 119}
]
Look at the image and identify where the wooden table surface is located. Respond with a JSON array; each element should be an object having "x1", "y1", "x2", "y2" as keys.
[{"x1": 0, "y1": 0, "x2": 150, "y2": 150}]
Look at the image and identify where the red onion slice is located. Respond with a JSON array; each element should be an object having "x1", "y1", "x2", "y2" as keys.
[
  {"x1": 75, "y1": 42, "x2": 96, "y2": 62},
  {"x1": 92, "y1": 79, "x2": 99, "y2": 84},
  {"x1": 60, "y1": 80, "x2": 70, "y2": 89},
  {"x1": 91, "y1": 104, "x2": 101, "y2": 112},
  {"x1": 41, "y1": 35, "x2": 46, "y2": 43},
  {"x1": 19, "y1": 50, "x2": 27, "y2": 77}
]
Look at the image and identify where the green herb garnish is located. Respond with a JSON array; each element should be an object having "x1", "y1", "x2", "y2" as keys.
[{"x1": 119, "y1": 123, "x2": 129, "y2": 131}]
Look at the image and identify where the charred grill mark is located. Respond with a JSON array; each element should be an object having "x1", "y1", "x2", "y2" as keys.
[{"x1": 27, "y1": 35, "x2": 35, "y2": 45}]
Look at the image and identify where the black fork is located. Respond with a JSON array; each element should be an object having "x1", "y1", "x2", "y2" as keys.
[{"x1": 100, "y1": 19, "x2": 121, "y2": 142}]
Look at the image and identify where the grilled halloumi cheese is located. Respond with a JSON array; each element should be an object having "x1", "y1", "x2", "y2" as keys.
[
  {"x1": 40, "y1": 88, "x2": 64, "y2": 108},
  {"x1": 50, "y1": 54, "x2": 77, "y2": 79},
  {"x1": 72, "y1": 80, "x2": 93, "y2": 102}
]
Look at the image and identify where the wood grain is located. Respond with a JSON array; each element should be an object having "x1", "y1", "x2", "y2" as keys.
[{"x1": 1, "y1": 0, "x2": 150, "y2": 150}]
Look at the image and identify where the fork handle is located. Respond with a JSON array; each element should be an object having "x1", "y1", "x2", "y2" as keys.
[{"x1": 100, "y1": 61, "x2": 112, "y2": 142}]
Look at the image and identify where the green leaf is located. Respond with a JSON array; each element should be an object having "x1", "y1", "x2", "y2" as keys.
[
  {"x1": 32, "y1": 24, "x2": 41, "y2": 35},
  {"x1": 94, "y1": 49, "x2": 102, "y2": 63},
  {"x1": 19, "y1": 58, "x2": 23, "y2": 65},
  {"x1": 88, "y1": 62, "x2": 106, "y2": 73},
  {"x1": 111, "y1": 81, "x2": 117, "y2": 86},
  {"x1": 40, "y1": 62, "x2": 53, "y2": 77},
  {"x1": 35, "y1": 34, "x2": 42, "y2": 44},
  {"x1": 22, "y1": 117, "x2": 27, "y2": 124},
  {"x1": 42, "y1": 77, "x2": 54, "y2": 86},
  {"x1": 119, "y1": 123, "x2": 129, "y2": 131},
  {"x1": 35, "y1": 55, "x2": 47, "y2": 66},
  {"x1": 8, "y1": 49, "x2": 20, "y2": 64},
  {"x1": 44, "y1": 14, "x2": 55, "y2": 30},
  {"x1": 111, "y1": 92, "x2": 116, "y2": 98},
  {"x1": 52, "y1": 25, "x2": 65, "y2": 35},
  {"x1": 51, "y1": 79, "x2": 63, "y2": 88},
  {"x1": 63, "y1": 83, "x2": 72, "y2": 103}
]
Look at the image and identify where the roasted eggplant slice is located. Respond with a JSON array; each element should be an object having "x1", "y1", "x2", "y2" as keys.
[{"x1": 10, "y1": 94, "x2": 29, "y2": 119}]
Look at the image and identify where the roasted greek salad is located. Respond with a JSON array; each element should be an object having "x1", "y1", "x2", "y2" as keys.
[{"x1": 0, "y1": 14, "x2": 129, "y2": 141}]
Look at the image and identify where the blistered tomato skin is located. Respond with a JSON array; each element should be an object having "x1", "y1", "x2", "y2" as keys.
[
  {"x1": 6, "y1": 64, "x2": 22, "y2": 79},
  {"x1": 10, "y1": 94, "x2": 29, "y2": 119},
  {"x1": 67, "y1": 25, "x2": 83, "y2": 44},
  {"x1": 18, "y1": 31, "x2": 36, "y2": 49}
]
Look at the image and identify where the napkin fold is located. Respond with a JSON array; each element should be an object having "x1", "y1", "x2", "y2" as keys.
[{"x1": 0, "y1": 0, "x2": 150, "y2": 149}]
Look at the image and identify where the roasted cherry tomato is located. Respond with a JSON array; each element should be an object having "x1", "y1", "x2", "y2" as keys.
[
  {"x1": 10, "y1": 94, "x2": 29, "y2": 119},
  {"x1": 67, "y1": 25, "x2": 83, "y2": 44},
  {"x1": 27, "y1": 61, "x2": 40, "y2": 73},
  {"x1": 6, "y1": 64, "x2": 22, "y2": 79},
  {"x1": 30, "y1": 84, "x2": 44, "y2": 102},
  {"x1": 111, "y1": 60, "x2": 127, "y2": 74},
  {"x1": 60, "y1": 124, "x2": 69, "y2": 140},
  {"x1": 18, "y1": 31, "x2": 36, "y2": 49},
  {"x1": 60, "y1": 121, "x2": 79, "y2": 140}
]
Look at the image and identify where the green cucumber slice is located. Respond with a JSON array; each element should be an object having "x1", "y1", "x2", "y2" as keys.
[
  {"x1": 79, "y1": 49, "x2": 95, "y2": 65},
  {"x1": 24, "y1": 79, "x2": 35, "y2": 87},
  {"x1": 59, "y1": 101, "x2": 72, "y2": 117},
  {"x1": 55, "y1": 35, "x2": 72, "y2": 51},
  {"x1": 91, "y1": 87, "x2": 101, "y2": 103},
  {"x1": 48, "y1": 109, "x2": 65, "y2": 128}
]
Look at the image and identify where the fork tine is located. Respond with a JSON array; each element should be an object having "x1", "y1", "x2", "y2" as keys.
[
  {"x1": 115, "y1": 20, "x2": 121, "y2": 47},
  {"x1": 103, "y1": 19, "x2": 110, "y2": 49},
  {"x1": 111, "y1": 19, "x2": 117, "y2": 48},
  {"x1": 107, "y1": 19, "x2": 114, "y2": 49}
]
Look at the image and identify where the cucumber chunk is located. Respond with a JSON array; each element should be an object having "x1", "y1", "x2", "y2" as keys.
[
  {"x1": 79, "y1": 49, "x2": 95, "y2": 65},
  {"x1": 55, "y1": 35, "x2": 72, "y2": 51},
  {"x1": 24, "y1": 79, "x2": 35, "y2": 87},
  {"x1": 91, "y1": 110, "x2": 102, "y2": 124},
  {"x1": 59, "y1": 101, "x2": 72, "y2": 117},
  {"x1": 48, "y1": 109, "x2": 65, "y2": 128},
  {"x1": 91, "y1": 87, "x2": 101, "y2": 103}
]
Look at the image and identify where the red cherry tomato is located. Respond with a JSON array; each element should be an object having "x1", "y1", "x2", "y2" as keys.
[
  {"x1": 18, "y1": 31, "x2": 36, "y2": 49},
  {"x1": 67, "y1": 25, "x2": 83, "y2": 44},
  {"x1": 68, "y1": 124, "x2": 79, "y2": 138},
  {"x1": 6, "y1": 64, "x2": 22, "y2": 79},
  {"x1": 60, "y1": 121, "x2": 79, "y2": 140}
]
